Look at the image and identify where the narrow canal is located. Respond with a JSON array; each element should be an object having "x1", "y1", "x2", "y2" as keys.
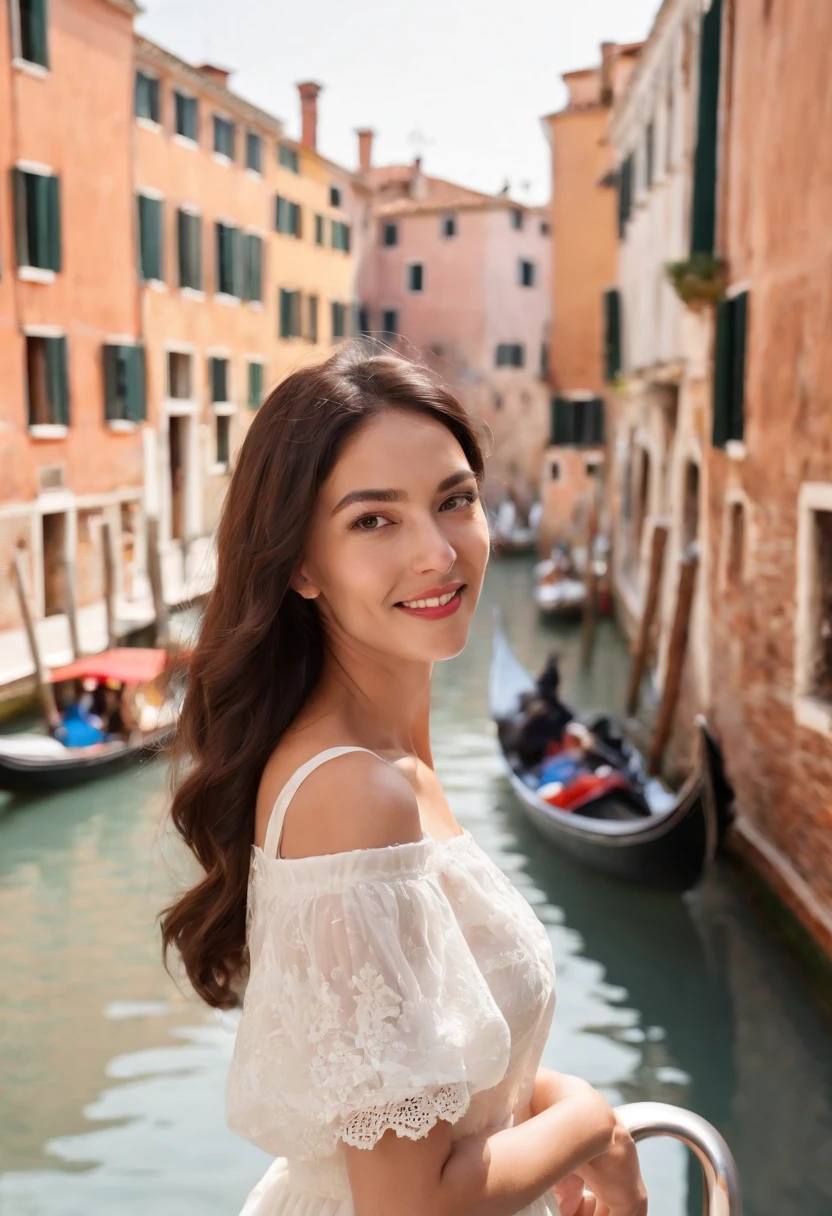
[{"x1": 1, "y1": 558, "x2": 830, "y2": 1216}]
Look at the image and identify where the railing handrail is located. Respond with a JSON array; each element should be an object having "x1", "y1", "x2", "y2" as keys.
[{"x1": 617, "y1": 1102, "x2": 742, "y2": 1216}]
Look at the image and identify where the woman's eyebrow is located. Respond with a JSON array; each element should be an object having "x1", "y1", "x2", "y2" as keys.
[{"x1": 331, "y1": 469, "x2": 475, "y2": 516}]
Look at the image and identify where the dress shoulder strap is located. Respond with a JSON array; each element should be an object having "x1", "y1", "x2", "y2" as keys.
[{"x1": 263, "y1": 746, "x2": 380, "y2": 860}]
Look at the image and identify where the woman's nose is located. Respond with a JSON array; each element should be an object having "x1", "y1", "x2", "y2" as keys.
[{"x1": 411, "y1": 514, "x2": 457, "y2": 574}]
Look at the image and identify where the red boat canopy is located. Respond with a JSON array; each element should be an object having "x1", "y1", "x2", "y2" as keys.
[{"x1": 50, "y1": 648, "x2": 170, "y2": 686}]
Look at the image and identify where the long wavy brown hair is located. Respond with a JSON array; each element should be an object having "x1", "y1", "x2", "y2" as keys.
[{"x1": 160, "y1": 343, "x2": 486, "y2": 1009}]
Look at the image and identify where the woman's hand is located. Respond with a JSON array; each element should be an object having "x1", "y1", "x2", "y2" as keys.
[{"x1": 575, "y1": 1110, "x2": 647, "y2": 1216}]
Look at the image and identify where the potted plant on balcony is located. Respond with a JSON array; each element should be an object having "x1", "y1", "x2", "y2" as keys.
[{"x1": 665, "y1": 253, "x2": 727, "y2": 309}]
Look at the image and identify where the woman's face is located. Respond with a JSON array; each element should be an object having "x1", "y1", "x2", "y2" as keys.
[{"x1": 296, "y1": 409, "x2": 490, "y2": 664}]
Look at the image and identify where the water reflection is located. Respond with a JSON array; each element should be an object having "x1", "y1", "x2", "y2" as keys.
[{"x1": 0, "y1": 558, "x2": 830, "y2": 1216}]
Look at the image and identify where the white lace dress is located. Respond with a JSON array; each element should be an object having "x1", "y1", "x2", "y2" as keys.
[{"x1": 227, "y1": 748, "x2": 559, "y2": 1215}]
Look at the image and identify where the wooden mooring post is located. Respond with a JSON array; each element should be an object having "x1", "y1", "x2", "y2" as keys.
[
  {"x1": 12, "y1": 550, "x2": 59, "y2": 725},
  {"x1": 64, "y1": 556, "x2": 81, "y2": 659},
  {"x1": 626, "y1": 522, "x2": 669, "y2": 716},
  {"x1": 581, "y1": 482, "x2": 601, "y2": 663},
  {"x1": 648, "y1": 548, "x2": 698, "y2": 777},
  {"x1": 146, "y1": 516, "x2": 169, "y2": 647},
  {"x1": 101, "y1": 521, "x2": 118, "y2": 650}
]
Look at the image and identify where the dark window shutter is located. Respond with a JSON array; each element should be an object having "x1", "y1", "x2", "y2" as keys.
[
  {"x1": 127, "y1": 346, "x2": 146, "y2": 421},
  {"x1": 690, "y1": 0, "x2": 723, "y2": 255},
  {"x1": 46, "y1": 336, "x2": 69, "y2": 425},
  {"x1": 248, "y1": 361, "x2": 263, "y2": 408},
  {"x1": 730, "y1": 291, "x2": 748, "y2": 442},
  {"x1": 618, "y1": 156, "x2": 633, "y2": 237},
  {"x1": 308, "y1": 294, "x2": 318, "y2": 342},
  {"x1": 712, "y1": 298, "x2": 732, "y2": 447},
  {"x1": 292, "y1": 203, "x2": 301, "y2": 238},
  {"x1": 315, "y1": 214, "x2": 325, "y2": 245},
  {"x1": 279, "y1": 288, "x2": 293, "y2": 338},
  {"x1": 177, "y1": 209, "x2": 187, "y2": 285},
  {"x1": 551, "y1": 396, "x2": 572, "y2": 445},
  {"x1": 22, "y1": 0, "x2": 50, "y2": 67},
  {"x1": 232, "y1": 227, "x2": 244, "y2": 299},
  {"x1": 645, "y1": 121, "x2": 655, "y2": 188},
  {"x1": 604, "y1": 288, "x2": 622, "y2": 382},
  {"x1": 103, "y1": 345, "x2": 120, "y2": 420},
  {"x1": 292, "y1": 291, "x2": 302, "y2": 337}
]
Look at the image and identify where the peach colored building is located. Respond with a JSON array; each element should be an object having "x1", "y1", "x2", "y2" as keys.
[
  {"x1": 357, "y1": 147, "x2": 551, "y2": 513},
  {"x1": 539, "y1": 43, "x2": 641, "y2": 552},
  {"x1": 0, "y1": 0, "x2": 144, "y2": 635}
]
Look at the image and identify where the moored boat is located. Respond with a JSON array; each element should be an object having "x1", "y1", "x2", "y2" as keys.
[{"x1": 489, "y1": 625, "x2": 734, "y2": 890}]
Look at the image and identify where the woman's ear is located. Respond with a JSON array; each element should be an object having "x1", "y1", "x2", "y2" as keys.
[{"x1": 290, "y1": 566, "x2": 321, "y2": 600}]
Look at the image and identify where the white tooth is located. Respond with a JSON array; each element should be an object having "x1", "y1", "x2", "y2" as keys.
[
  {"x1": 440, "y1": 592, "x2": 453, "y2": 605},
  {"x1": 425, "y1": 597, "x2": 440, "y2": 608},
  {"x1": 417, "y1": 599, "x2": 427, "y2": 608}
]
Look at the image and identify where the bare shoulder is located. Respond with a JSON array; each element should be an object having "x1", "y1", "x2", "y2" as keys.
[{"x1": 257, "y1": 748, "x2": 422, "y2": 859}]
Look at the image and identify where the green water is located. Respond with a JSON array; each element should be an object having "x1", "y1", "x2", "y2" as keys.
[{"x1": 1, "y1": 559, "x2": 830, "y2": 1215}]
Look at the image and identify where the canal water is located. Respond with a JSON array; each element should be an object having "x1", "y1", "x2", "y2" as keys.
[{"x1": 1, "y1": 558, "x2": 830, "y2": 1216}]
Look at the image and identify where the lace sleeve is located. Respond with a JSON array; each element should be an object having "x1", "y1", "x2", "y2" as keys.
[{"x1": 227, "y1": 863, "x2": 512, "y2": 1159}]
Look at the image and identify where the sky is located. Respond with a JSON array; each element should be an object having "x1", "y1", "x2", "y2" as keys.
[{"x1": 137, "y1": 0, "x2": 662, "y2": 205}]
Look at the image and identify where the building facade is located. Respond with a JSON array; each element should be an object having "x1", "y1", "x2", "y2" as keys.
[
  {"x1": 607, "y1": 0, "x2": 717, "y2": 761},
  {"x1": 703, "y1": 0, "x2": 832, "y2": 953},
  {"x1": 0, "y1": 0, "x2": 145, "y2": 636},
  {"x1": 358, "y1": 147, "x2": 551, "y2": 513},
  {"x1": 539, "y1": 42, "x2": 641, "y2": 553}
]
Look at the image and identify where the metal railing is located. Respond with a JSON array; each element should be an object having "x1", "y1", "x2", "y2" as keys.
[{"x1": 617, "y1": 1103, "x2": 742, "y2": 1216}]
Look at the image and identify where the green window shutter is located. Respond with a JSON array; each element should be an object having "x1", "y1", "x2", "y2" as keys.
[
  {"x1": 246, "y1": 131, "x2": 262, "y2": 173},
  {"x1": 645, "y1": 121, "x2": 655, "y2": 188},
  {"x1": 34, "y1": 174, "x2": 50, "y2": 268},
  {"x1": 248, "y1": 361, "x2": 263, "y2": 408},
  {"x1": 291, "y1": 202, "x2": 301, "y2": 238},
  {"x1": 690, "y1": 0, "x2": 723, "y2": 255},
  {"x1": 21, "y1": 0, "x2": 49, "y2": 68},
  {"x1": 46, "y1": 335, "x2": 69, "y2": 425},
  {"x1": 551, "y1": 396, "x2": 570, "y2": 445},
  {"x1": 232, "y1": 227, "x2": 244, "y2": 298},
  {"x1": 291, "y1": 291, "x2": 302, "y2": 337},
  {"x1": 315, "y1": 214, "x2": 324, "y2": 245},
  {"x1": 712, "y1": 298, "x2": 732, "y2": 448},
  {"x1": 179, "y1": 211, "x2": 202, "y2": 290},
  {"x1": 103, "y1": 345, "x2": 120, "y2": 420},
  {"x1": 618, "y1": 156, "x2": 633, "y2": 238},
  {"x1": 139, "y1": 195, "x2": 163, "y2": 282},
  {"x1": 730, "y1": 291, "x2": 748, "y2": 442},
  {"x1": 177, "y1": 209, "x2": 187, "y2": 285},
  {"x1": 275, "y1": 196, "x2": 285, "y2": 233},
  {"x1": 244, "y1": 233, "x2": 262, "y2": 302},
  {"x1": 127, "y1": 346, "x2": 146, "y2": 421},
  {"x1": 308, "y1": 294, "x2": 318, "y2": 342},
  {"x1": 210, "y1": 357, "x2": 228, "y2": 403},
  {"x1": 279, "y1": 288, "x2": 292, "y2": 338},
  {"x1": 603, "y1": 288, "x2": 622, "y2": 382}
]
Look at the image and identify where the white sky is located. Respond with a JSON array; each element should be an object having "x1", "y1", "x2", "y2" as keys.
[{"x1": 137, "y1": 0, "x2": 662, "y2": 204}]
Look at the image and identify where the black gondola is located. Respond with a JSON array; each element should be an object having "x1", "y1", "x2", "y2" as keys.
[{"x1": 489, "y1": 625, "x2": 734, "y2": 891}]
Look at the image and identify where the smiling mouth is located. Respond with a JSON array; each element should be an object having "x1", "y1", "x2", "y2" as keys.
[{"x1": 394, "y1": 586, "x2": 466, "y2": 618}]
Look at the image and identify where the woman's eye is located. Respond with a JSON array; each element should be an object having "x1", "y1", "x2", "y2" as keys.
[
  {"x1": 441, "y1": 492, "x2": 477, "y2": 512},
  {"x1": 352, "y1": 514, "x2": 387, "y2": 531}
]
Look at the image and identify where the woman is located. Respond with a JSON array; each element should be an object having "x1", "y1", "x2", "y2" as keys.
[{"x1": 161, "y1": 346, "x2": 646, "y2": 1216}]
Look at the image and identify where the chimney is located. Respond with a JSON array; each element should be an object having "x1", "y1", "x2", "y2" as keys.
[
  {"x1": 356, "y1": 128, "x2": 374, "y2": 172},
  {"x1": 410, "y1": 156, "x2": 428, "y2": 200},
  {"x1": 297, "y1": 81, "x2": 323, "y2": 151},
  {"x1": 599, "y1": 41, "x2": 616, "y2": 105},
  {"x1": 198, "y1": 63, "x2": 232, "y2": 89}
]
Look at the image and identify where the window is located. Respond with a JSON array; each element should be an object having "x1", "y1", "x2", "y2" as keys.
[
  {"x1": 604, "y1": 288, "x2": 622, "y2": 382},
  {"x1": 246, "y1": 131, "x2": 262, "y2": 174},
  {"x1": 26, "y1": 335, "x2": 69, "y2": 426},
  {"x1": 550, "y1": 461, "x2": 560, "y2": 481},
  {"x1": 712, "y1": 291, "x2": 748, "y2": 447},
  {"x1": 540, "y1": 342, "x2": 549, "y2": 381},
  {"x1": 495, "y1": 343, "x2": 525, "y2": 368},
  {"x1": 381, "y1": 309, "x2": 398, "y2": 337},
  {"x1": 441, "y1": 213, "x2": 457, "y2": 239},
  {"x1": 279, "y1": 143, "x2": 299, "y2": 173},
  {"x1": 174, "y1": 92, "x2": 198, "y2": 141},
  {"x1": 407, "y1": 263, "x2": 424, "y2": 293},
  {"x1": 510, "y1": 208, "x2": 523, "y2": 230},
  {"x1": 167, "y1": 350, "x2": 193, "y2": 399},
  {"x1": 214, "y1": 115, "x2": 236, "y2": 160},
  {"x1": 586, "y1": 459, "x2": 602, "y2": 478},
  {"x1": 135, "y1": 72, "x2": 159, "y2": 123},
  {"x1": 727, "y1": 501, "x2": 745, "y2": 586},
  {"x1": 549, "y1": 396, "x2": 605, "y2": 446},
  {"x1": 216, "y1": 223, "x2": 242, "y2": 297},
  {"x1": 242, "y1": 233, "x2": 263, "y2": 302},
  {"x1": 308, "y1": 295, "x2": 319, "y2": 343},
  {"x1": 645, "y1": 120, "x2": 655, "y2": 188},
  {"x1": 331, "y1": 301, "x2": 346, "y2": 340},
  {"x1": 13, "y1": 169, "x2": 61, "y2": 272},
  {"x1": 275, "y1": 196, "x2": 302, "y2": 237},
  {"x1": 382, "y1": 222, "x2": 398, "y2": 247},
  {"x1": 329, "y1": 185, "x2": 342, "y2": 208},
  {"x1": 540, "y1": 220, "x2": 550, "y2": 236},
  {"x1": 215, "y1": 414, "x2": 230, "y2": 468},
  {"x1": 103, "y1": 344, "x2": 145, "y2": 422},
  {"x1": 315, "y1": 214, "x2": 325, "y2": 246},
  {"x1": 358, "y1": 306, "x2": 370, "y2": 335},
  {"x1": 15, "y1": 0, "x2": 49, "y2": 67},
  {"x1": 247, "y1": 361, "x2": 263, "y2": 409},
  {"x1": 138, "y1": 194, "x2": 163, "y2": 282},
  {"x1": 177, "y1": 209, "x2": 202, "y2": 290},
  {"x1": 279, "y1": 288, "x2": 302, "y2": 338},
  {"x1": 332, "y1": 220, "x2": 351, "y2": 252},
  {"x1": 519, "y1": 259, "x2": 536, "y2": 288},
  {"x1": 209, "y1": 356, "x2": 229, "y2": 403},
  {"x1": 690, "y1": 0, "x2": 723, "y2": 255},
  {"x1": 618, "y1": 154, "x2": 634, "y2": 237}
]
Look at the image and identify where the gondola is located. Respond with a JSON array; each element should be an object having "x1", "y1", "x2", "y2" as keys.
[
  {"x1": 489, "y1": 625, "x2": 734, "y2": 891},
  {"x1": 0, "y1": 648, "x2": 182, "y2": 794}
]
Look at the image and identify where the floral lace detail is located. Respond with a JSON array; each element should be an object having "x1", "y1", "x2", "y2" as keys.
[{"x1": 341, "y1": 1081, "x2": 471, "y2": 1149}]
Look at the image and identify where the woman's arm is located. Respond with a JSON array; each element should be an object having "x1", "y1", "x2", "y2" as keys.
[{"x1": 346, "y1": 1075, "x2": 615, "y2": 1216}]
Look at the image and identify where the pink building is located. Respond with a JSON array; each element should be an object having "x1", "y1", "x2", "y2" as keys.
[{"x1": 357, "y1": 142, "x2": 551, "y2": 511}]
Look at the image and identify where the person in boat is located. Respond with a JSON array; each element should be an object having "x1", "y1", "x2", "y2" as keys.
[
  {"x1": 52, "y1": 679, "x2": 106, "y2": 748},
  {"x1": 159, "y1": 344, "x2": 646, "y2": 1216},
  {"x1": 508, "y1": 654, "x2": 575, "y2": 770}
]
